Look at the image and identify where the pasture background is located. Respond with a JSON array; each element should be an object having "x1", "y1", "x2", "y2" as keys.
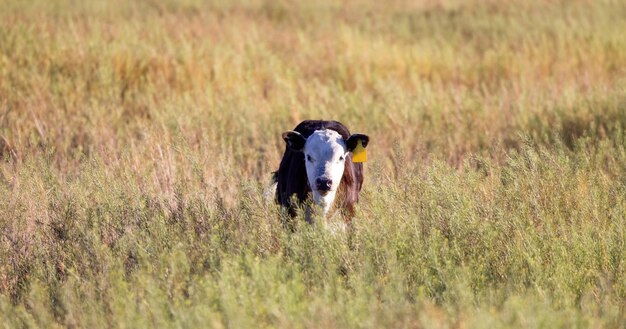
[{"x1": 1, "y1": 0, "x2": 626, "y2": 327}]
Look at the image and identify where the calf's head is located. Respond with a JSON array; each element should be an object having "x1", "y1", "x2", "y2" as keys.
[{"x1": 282, "y1": 129, "x2": 369, "y2": 214}]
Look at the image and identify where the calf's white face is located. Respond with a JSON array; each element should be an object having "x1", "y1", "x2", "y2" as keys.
[
  {"x1": 283, "y1": 129, "x2": 348, "y2": 215},
  {"x1": 303, "y1": 130, "x2": 348, "y2": 196}
]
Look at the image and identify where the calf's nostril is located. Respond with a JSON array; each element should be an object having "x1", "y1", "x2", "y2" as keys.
[{"x1": 316, "y1": 178, "x2": 332, "y2": 191}]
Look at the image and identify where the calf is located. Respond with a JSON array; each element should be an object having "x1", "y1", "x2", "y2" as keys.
[{"x1": 274, "y1": 120, "x2": 369, "y2": 222}]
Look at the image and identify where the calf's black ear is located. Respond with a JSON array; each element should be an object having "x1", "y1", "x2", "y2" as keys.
[
  {"x1": 282, "y1": 131, "x2": 306, "y2": 152},
  {"x1": 346, "y1": 134, "x2": 370, "y2": 152}
]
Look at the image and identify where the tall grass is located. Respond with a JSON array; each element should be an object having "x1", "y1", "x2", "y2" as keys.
[{"x1": 1, "y1": 0, "x2": 625, "y2": 327}]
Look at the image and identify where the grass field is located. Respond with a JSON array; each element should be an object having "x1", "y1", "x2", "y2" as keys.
[{"x1": 1, "y1": 0, "x2": 626, "y2": 327}]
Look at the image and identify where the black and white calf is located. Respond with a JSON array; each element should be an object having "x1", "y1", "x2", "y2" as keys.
[{"x1": 274, "y1": 120, "x2": 369, "y2": 222}]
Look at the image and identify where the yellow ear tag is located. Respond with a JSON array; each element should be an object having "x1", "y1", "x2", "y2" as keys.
[{"x1": 351, "y1": 140, "x2": 367, "y2": 163}]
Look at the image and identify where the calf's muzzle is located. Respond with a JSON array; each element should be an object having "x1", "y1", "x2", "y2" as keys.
[{"x1": 315, "y1": 177, "x2": 333, "y2": 192}]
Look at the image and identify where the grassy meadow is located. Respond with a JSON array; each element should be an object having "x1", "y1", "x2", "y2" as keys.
[{"x1": 1, "y1": 0, "x2": 626, "y2": 327}]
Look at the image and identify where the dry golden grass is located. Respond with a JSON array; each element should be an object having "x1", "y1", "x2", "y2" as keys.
[{"x1": 1, "y1": 0, "x2": 625, "y2": 327}]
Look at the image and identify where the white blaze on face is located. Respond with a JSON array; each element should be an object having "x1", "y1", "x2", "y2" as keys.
[{"x1": 302, "y1": 130, "x2": 349, "y2": 215}]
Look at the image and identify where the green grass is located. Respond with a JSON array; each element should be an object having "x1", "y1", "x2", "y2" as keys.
[{"x1": 1, "y1": 0, "x2": 626, "y2": 327}]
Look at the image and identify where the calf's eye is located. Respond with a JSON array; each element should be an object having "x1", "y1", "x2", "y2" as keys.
[
  {"x1": 339, "y1": 156, "x2": 344, "y2": 161},
  {"x1": 306, "y1": 155, "x2": 312, "y2": 162}
]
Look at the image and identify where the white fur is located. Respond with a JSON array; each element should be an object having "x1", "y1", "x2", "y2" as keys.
[{"x1": 302, "y1": 130, "x2": 349, "y2": 216}]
